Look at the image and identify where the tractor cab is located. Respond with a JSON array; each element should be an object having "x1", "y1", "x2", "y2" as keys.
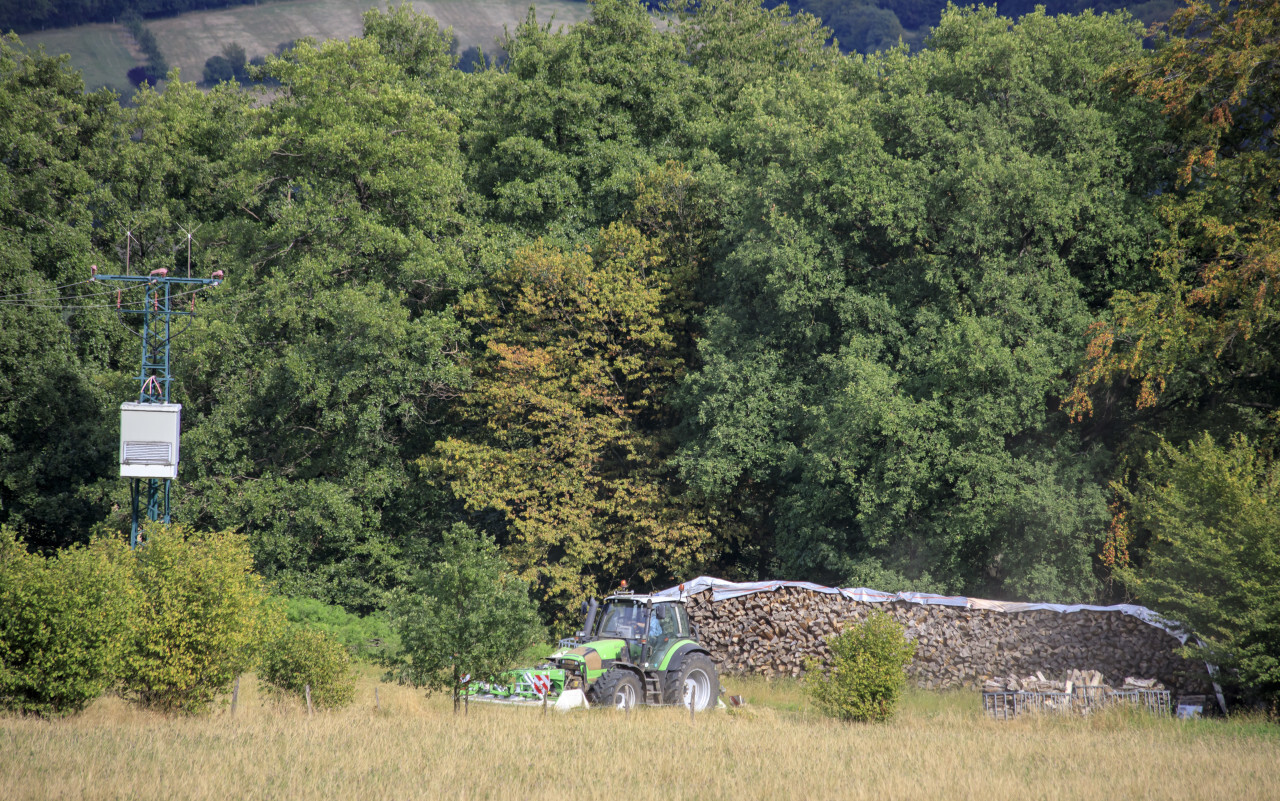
[{"x1": 589, "y1": 594, "x2": 693, "y2": 667}]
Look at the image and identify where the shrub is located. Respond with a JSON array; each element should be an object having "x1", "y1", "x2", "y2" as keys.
[
  {"x1": 0, "y1": 530, "x2": 136, "y2": 716},
  {"x1": 804, "y1": 610, "x2": 916, "y2": 722},
  {"x1": 120, "y1": 525, "x2": 276, "y2": 714},
  {"x1": 122, "y1": 11, "x2": 167, "y2": 77},
  {"x1": 222, "y1": 42, "x2": 247, "y2": 69},
  {"x1": 285, "y1": 597, "x2": 399, "y2": 661},
  {"x1": 126, "y1": 65, "x2": 152, "y2": 87},
  {"x1": 202, "y1": 55, "x2": 235, "y2": 85},
  {"x1": 260, "y1": 625, "x2": 356, "y2": 709}
]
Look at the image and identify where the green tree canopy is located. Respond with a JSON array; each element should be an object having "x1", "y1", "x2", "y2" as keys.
[
  {"x1": 1117, "y1": 434, "x2": 1280, "y2": 706},
  {"x1": 465, "y1": 0, "x2": 703, "y2": 235},
  {"x1": 6, "y1": 1, "x2": 1276, "y2": 677},
  {"x1": 675, "y1": 7, "x2": 1162, "y2": 601},
  {"x1": 173, "y1": 28, "x2": 473, "y2": 610}
]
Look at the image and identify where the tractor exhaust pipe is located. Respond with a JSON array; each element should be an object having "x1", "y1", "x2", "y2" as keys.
[{"x1": 581, "y1": 598, "x2": 599, "y2": 639}]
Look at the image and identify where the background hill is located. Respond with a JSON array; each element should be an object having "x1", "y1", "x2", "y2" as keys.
[
  {"x1": 765, "y1": 0, "x2": 1180, "y2": 51},
  {"x1": 19, "y1": 0, "x2": 590, "y2": 92},
  {"x1": 12, "y1": 0, "x2": 1179, "y2": 95}
]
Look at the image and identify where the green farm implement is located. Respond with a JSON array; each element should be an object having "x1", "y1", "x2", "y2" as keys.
[{"x1": 470, "y1": 586, "x2": 720, "y2": 710}]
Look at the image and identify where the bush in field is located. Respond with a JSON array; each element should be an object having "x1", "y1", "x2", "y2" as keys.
[
  {"x1": 121, "y1": 525, "x2": 277, "y2": 714},
  {"x1": 805, "y1": 610, "x2": 916, "y2": 723},
  {"x1": 127, "y1": 65, "x2": 155, "y2": 87},
  {"x1": 285, "y1": 597, "x2": 399, "y2": 661},
  {"x1": 260, "y1": 625, "x2": 355, "y2": 709},
  {"x1": 202, "y1": 55, "x2": 235, "y2": 85},
  {"x1": 0, "y1": 529, "x2": 136, "y2": 716}
]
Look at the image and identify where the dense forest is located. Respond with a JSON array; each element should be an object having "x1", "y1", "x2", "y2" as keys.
[{"x1": 1, "y1": 0, "x2": 1277, "y2": 691}]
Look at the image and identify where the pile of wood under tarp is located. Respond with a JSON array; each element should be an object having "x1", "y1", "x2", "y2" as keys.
[{"x1": 682, "y1": 585, "x2": 1210, "y2": 693}]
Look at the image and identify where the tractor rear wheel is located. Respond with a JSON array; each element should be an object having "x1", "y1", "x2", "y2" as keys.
[
  {"x1": 663, "y1": 652, "x2": 719, "y2": 711},
  {"x1": 587, "y1": 667, "x2": 643, "y2": 710}
]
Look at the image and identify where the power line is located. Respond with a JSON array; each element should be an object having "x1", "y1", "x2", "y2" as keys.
[
  {"x1": 0, "y1": 283, "x2": 217, "y2": 310},
  {"x1": 0, "y1": 279, "x2": 95, "y2": 301},
  {"x1": 0, "y1": 286, "x2": 143, "y2": 307}
]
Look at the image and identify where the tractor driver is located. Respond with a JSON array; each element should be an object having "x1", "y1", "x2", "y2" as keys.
[
  {"x1": 648, "y1": 609, "x2": 664, "y2": 638},
  {"x1": 650, "y1": 604, "x2": 677, "y2": 638}
]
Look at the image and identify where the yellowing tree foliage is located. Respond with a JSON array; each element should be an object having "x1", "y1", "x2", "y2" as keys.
[
  {"x1": 1069, "y1": 0, "x2": 1280, "y2": 417},
  {"x1": 432, "y1": 225, "x2": 715, "y2": 620}
]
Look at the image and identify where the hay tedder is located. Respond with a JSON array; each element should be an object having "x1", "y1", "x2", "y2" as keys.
[{"x1": 470, "y1": 585, "x2": 720, "y2": 710}]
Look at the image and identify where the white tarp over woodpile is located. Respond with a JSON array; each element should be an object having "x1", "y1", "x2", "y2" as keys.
[{"x1": 654, "y1": 576, "x2": 1193, "y2": 644}]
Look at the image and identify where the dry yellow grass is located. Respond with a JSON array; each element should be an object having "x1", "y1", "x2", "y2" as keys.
[{"x1": 1, "y1": 671, "x2": 1276, "y2": 800}]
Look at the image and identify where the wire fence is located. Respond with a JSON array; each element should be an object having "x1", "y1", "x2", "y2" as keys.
[{"x1": 983, "y1": 688, "x2": 1171, "y2": 720}]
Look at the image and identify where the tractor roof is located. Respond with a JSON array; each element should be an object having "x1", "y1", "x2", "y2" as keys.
[{"x1": 602, "y1": 592, "x2": 684, "y2": 605}]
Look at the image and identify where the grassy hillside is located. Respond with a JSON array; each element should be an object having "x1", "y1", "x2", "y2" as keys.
[
  {"x1": 2, "y1": 672, "x2": 1277, "y2": 800},
  {"x1": 22, "y1": 0, "x2": 592, "y2": 92},
  {"x1": 18, "y1": 22, "x2": 141, "y2": 92}
]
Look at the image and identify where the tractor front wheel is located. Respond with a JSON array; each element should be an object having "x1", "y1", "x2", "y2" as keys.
[
  {"x1": 663, "y1": 652, "x2": 719, "y2": 711},
  {"x1": 587, "y1": 667, "x2": 643, "y2": 710}
]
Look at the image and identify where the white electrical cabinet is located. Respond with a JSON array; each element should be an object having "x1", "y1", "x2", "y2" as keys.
[{"x1": 119, "y1": 402, "x2": 182, "y2": 479}]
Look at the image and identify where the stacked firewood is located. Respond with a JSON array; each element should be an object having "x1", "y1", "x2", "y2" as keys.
[
  {"x1": 982, "y1": 670, "x2": 1166, "y2": 694},
  {"x1": 684, "y1": 586, "x2": 1210, "y2": 693}
]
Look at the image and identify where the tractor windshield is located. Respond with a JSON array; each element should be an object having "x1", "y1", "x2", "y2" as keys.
[{"x1": 595, "y1": 600, "x2": 653, "y2": 639}]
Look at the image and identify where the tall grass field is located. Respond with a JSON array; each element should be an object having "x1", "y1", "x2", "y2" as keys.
[
  {"x1": 20, "y1": 0, "x2": 591, "y2": 91},
  {"x1": 2, "y1": 672, "x2": 1276, "y2": 800}
]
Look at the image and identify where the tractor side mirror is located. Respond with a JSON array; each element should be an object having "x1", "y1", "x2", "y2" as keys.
[{"x1": 575, "y1": 600, "x2": 590, "y2": 640}]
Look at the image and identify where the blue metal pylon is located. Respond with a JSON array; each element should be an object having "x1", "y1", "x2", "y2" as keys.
[{"x1": 95, "y1": 268, "x2": 222, "y2": 546}]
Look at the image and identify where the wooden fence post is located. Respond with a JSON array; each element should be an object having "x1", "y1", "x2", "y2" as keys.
[{"x1": 305, "y1": 684, "x2": 313, "y2": 716}]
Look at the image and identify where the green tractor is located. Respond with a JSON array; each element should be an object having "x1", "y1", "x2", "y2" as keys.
[{"x1": 473, "y1": 587, "x2": 720, "y2": 710}]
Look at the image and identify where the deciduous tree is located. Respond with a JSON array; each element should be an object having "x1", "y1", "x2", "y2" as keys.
[
  {"x1": 434, "y1": 226, "x2": 717, "y2": 620},
  {"x1": 676, "y1": 7, "x2": 1161, "y2": 601},
  {"x1": 1117, "y1": 434, "x2": 1280, "y2": 707},
  {"x1": 387, "y1": 524, "x2": 544, "y2": 705},
  {"x1": 1068, "y1": 0, "x2": 1280, "y2": 422},
  {"x1": 173, "y1": 33, "x2": 472, "y2": 610}
]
